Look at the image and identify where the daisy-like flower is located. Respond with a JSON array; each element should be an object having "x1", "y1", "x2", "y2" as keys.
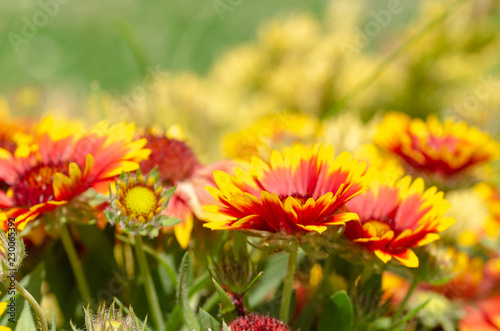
[
  {"x1": 204, "y1": 143, "x2": 370, "y2": 237},
  {"x1": 374, "y1": 112, "x2": 500, "y2": 183},
  {"x1": 105, "y1": 170, "x2": 176, "y2": 236},
  {"x1": 344, "y1": 176, "x2": 454, "y2": 267},
  {"x1": 139, "y1": 127, "x2": 233, "y2": 248},
  {"x1": 0, "y1": 117, "x2": 150, "y2": 231}
]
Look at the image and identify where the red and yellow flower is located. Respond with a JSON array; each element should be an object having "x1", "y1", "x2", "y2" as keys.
[
  {"x1": 139, "y1": 126, "x2": 233, "y2": 248},
  {"x1": 461, "y1": 296, "x2": 500, "y2": 331},
  {"x1": 374, "y1": 112, "x2": 500, "y2": 180},
  {"x1": 344, "y1": 176, "x2": 454, "y2": 267},
  {"x1": 204, "y1": 143, "x2": 371, "y2": 236},
  {"x1": 0, "y1": 117, "x2": 149, "y2": 231}
]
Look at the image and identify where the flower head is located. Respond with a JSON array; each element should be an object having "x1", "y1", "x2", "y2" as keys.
[
  {"x1": 227, "y1": 313, "x2": 291, "y2": 331},
  {"x1": 374, "y1": 112, "x2": 500, "y2": 182},
  {"x1": 105, "y1": 169, "x2": 175, "y2": 236},
  {"x1": 139, "y1": 127, "x2": 233, "y2": 248},
  {"x1": 140, "y1": 127, "x2": 201, "y2": 185},
  {"x1": 71, "y1": 300, "x2": 146, "y2": 331},
  {"x1": 204, "y1": 143, "x2": 370, "y2": 237},
  {"x1": 344, "y1": 176, "x2": 454, "y2": 267},
  {"x1": 0, "y1": 117, "x2": 150, "y2": 231}
]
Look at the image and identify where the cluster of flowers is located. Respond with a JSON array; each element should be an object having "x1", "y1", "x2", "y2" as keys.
[{"x1": 0, "y1": 105, "x2": 499, "y2": 331}]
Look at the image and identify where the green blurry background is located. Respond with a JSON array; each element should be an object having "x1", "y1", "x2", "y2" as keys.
[
  {"x1": 1, "y1": 0, "x2": 417, "y2": 94},
  {"x1": 1, "y1": 0, "x2": 322, "y2": 92}
]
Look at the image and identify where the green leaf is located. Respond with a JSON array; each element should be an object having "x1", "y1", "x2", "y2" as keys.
[
  {"x1": 177, "y1": 252, "x2": 201, "y2": 331},
  {"x1": 103, "y1": 210, "x2": 115, "y2": 222},
  {"x1": 241, "y1": 271, "x2": 263, "y2": 296},
  {"x1": 248, "y1": 252, "x2": 288, "y2": 307},
  {"x1": 391, "y1": 298, "x2": 431, "y2": 330},
  {"x1": 148, "y1": 166, "x2": 160, "y2": 182},
  {"x1": 370, "y1": 317, "x2": 392, "y2": 330},
  {"x1": 164, "y1": 186, "x2": 177, "y2": 201},
  {"x1": 222, "y1": 321, "x2": 231, "y2": 331},
  {"x1": 211, "y1": 277, "x2": 235, "y2": 315},
  {"x1": 164, "y1": 305, "x2": 182, "y2": 331},
  {"x1": 119, "y1": 171, "x2": 127, "y2": 181},
  {"x1": 188, "y1": 272, "x2": 210, "y2": 298},
  {"x1": 317, "y1": 290, "x2": 353, "y2": 331},
  {"x1": 15, "y1": 300, "x2": 37, "y2": 331},
  {"x1": 249, "y1": 250, "x2": 305, "y2": 307},
  {"x1": 160, "y1": 216, "x2": 183, "y2": 227},
  {"x1": 199, "y1": 308, "x2": 221, "y2": 331}
]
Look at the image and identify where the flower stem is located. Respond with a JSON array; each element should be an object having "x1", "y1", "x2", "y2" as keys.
[
  {"x1": 133, "y1": 234, "x2": 165, "y2": 331},
  {"x1": 15, "y1": 280, "x2": 48, "y2": 331},
  {"x1": 280, "y1": 249, "x2": 298, "y2": 323},
  {"x1": 60, "y1": 223, "x2": 92, "y2": 305},
  {"x1": 389, "y1": 273, "x2": 420, "y2": 329}
]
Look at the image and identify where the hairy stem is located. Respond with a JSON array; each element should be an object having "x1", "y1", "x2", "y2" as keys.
[
  {"x1": 134, "y1": 234, "x2": 165, "y2": 330},
  {"x1": 15, "y1": 280, "x2": 49, "y2": 331},
  {"x1": 280, "y1": 249, "x2": 298, "y2": 324}
]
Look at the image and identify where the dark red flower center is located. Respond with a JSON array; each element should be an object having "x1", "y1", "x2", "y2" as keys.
[
  {"x1": 140, "y1": 134, "x2": 200, "y2": 185},
  {"x1": 280, "y1": 192, "x2": 311, "y2": 205},
  {"x1": 410, "y1": 133, "x2": 460, "y2": 154},
  {"x1": 13, "y1": 162, "x2": 69, "y2": 207},
  {"x1": 228, "y1": 314, "x2": 291, "y2": 331}
]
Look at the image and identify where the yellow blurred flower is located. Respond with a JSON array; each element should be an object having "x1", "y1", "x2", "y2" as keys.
[
  {"x1": 223, "y1": 112, "x2": 319, "y2": 162},
  {"x1": 322, "y1": 112, "x2": 378, "y2": 154},
  {"x1": 475, "y1": 182, "x2": 500, "y2": 238}
]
